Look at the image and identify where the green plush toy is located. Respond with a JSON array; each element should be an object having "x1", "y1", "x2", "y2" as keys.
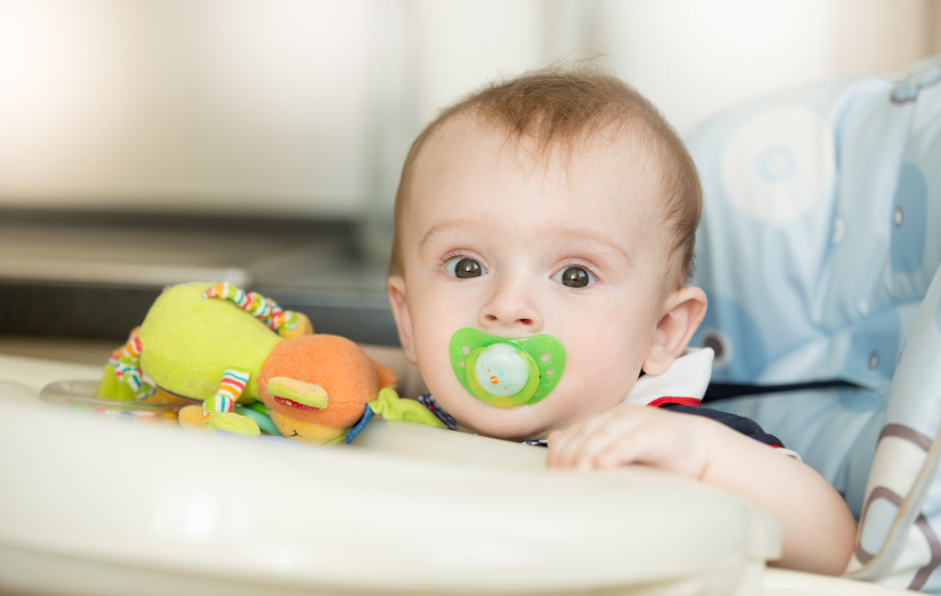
[{"x1": 101, "y1": 282, "x2": 443, "y2": 444}]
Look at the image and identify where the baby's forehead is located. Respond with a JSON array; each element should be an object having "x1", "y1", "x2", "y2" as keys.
[
  {"x1": 406, "y1": 118, "x2": 675, "y2": 255},
  {"x1": 418, "y1": 114, "x2": 659, "y2": 183},
  {"x1": 411, "y1": 114, "x2": 666, "y2": 211}
]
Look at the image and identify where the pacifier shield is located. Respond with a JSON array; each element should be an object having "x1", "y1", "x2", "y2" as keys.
[{"x1": 448, "y1": 328, "x2": 566, "y2": 407}]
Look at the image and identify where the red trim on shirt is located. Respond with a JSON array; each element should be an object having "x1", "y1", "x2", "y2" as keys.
[{"x1": 647, "y1": 397, "x2": 701, "y2": 408}]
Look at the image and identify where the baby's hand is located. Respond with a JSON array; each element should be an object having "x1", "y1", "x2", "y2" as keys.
[
  {"x1": 549, "y1": 404, "x2": 859, "y2": 575},
  {"x1": 546, "y1": 404, "x2": 710, "y2": 479}
]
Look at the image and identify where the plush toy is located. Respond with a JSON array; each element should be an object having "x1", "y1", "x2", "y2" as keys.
[{"x1": 100, "y1": 282, "x2": 444, "y2": 444}]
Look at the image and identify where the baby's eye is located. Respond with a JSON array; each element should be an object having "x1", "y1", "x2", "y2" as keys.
[
  {"x1": 445, "y1": 256, "x2": 487, "y2": 279},
  {"x1": 552, "y1": 266, "x2": 595, "y2": 288}
]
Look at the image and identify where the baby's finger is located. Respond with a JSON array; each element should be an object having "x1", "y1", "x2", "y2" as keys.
[
  {"x1": 549, "y1": 405, "x2": 644, "y2": 469},
  {"x1": 546, "y1": 429, "x2": 582, "y2": 468},
  {"x1": 593, "y1": 423, "x2": 707, "y2": 479},
  {"x1": 546, "y1": 410, "x2": 619, "y2": 468},
  {"x1": 591, "y1": 431, "x2": 651, "y2": 469},
  {"x1": 547, "y1": 410, "x2": 628, "y2": 468},
  {"x1": 568, "y1": 411, "x2": 647, "y2": 470}
]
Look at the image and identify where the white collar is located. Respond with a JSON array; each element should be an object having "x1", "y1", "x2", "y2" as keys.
[{"x1": 622, "y1": 347, "x2": 714, "y2": 406}]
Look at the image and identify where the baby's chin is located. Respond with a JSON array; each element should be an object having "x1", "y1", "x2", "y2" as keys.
[{"x1": 437, "y1": 392, "x2": 559, "y2": 443}]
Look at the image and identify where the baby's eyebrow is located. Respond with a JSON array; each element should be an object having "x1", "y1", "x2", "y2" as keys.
[
  {"x1": 419, "y1": 219, "x2": 634, "y2": 265},
  {"x1": 549, "y1": 228, "x2": 634, "y2": 265},
  {"x1": 418, "y1": 219, "x2": 475, "y2": 253}
]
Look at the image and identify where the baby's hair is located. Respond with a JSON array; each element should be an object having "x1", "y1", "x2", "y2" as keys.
[{"x1": 389, "y1": 68, "x2": 701, "y2": 289}]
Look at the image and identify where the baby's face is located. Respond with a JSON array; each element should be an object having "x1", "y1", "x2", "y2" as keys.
[{"x1": 389, "y1": 119, "x2": 673, "y2": 441}]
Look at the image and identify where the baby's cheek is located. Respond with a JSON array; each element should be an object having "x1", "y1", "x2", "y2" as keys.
[
  {"x1": 562, "y1": 346, "x2": 637, "y2": 411},
  {"x1": 414, "y1": 338, "x2": 470, "y2": 403},
  {"x1": 414, "y1": 344, "x2": 452, "y2": 394}
]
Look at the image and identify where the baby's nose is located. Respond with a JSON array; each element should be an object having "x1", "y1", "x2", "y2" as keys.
[
  {"x1": 479, "y1": 279, "x2": 542, "y2": 332},
  {"x1": 481, "y1": 310, "x2": 537, "y2": 328}
]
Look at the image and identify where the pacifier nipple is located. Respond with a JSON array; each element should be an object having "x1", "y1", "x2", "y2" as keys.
[{"x1": 449, "y1": 328, "x2": 566, "y2": 408}]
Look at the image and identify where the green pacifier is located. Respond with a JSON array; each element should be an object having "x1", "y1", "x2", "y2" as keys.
[{"x1": 448, "y1": 328, "x2": 566, "y2": 408}]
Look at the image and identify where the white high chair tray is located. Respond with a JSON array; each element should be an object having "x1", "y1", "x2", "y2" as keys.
[{"x1": 0, "y1": 354, "x2": 901, "y2": 595}]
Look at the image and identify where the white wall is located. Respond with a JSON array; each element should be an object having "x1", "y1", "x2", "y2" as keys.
[
  {"x1": 0, "y1": 0, "x2": 936, "y2": 218},
  {"x1": 0, "y1": 0, "x2": 379, "y2": 216},
  {"x1": 407, "y1": 0, "x2": 937, "y2": 135}
]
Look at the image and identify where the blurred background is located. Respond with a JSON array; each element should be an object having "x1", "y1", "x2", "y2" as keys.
[{"x1": 0, "y1": 0, "x2": 939, "y2": 350}]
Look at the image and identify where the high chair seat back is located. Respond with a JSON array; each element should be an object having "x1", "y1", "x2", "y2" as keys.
[{"x1": 685, "y1": 56, "x2": 941, "y2": 592}]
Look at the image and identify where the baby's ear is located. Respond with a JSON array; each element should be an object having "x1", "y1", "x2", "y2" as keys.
[
  {"x1": 643, "y1": 286, "x2": 707, "y2": 376},
  {"x1": 387, "y1": 276, "x2": 418, "y2": 364}
]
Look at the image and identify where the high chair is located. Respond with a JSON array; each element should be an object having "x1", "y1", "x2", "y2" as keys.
[{"x1": 2, "y1": 55, "x2": 940, "y2": 594}]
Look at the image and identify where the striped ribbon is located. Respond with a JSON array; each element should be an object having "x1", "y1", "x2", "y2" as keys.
[
  {"x1": 112, "y1": 327, "x2": 153, "y2": 399},
  {"x1": 203, "y1": 369, "x2": 250, "y2": 418},
  {"x1": 204, "y1": 282, "x2": 302, "y2": 335}
]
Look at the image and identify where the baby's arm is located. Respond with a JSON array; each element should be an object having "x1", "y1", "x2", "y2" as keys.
[{"x1": 546, "y1": 404, "x2": 856, "y2": 576}]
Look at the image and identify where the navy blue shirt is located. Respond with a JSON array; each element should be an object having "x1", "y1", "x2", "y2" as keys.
[{"x1": 416, "y1": 394, "x2": 785, "y2": 449}]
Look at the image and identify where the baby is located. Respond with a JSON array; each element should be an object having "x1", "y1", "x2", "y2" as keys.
[{"x1": 385, "y1": 69, "x2": 855, "y2": 574}]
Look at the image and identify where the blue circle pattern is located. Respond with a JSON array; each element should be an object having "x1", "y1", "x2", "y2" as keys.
[
  {"x1": 842, "y1": 311, "x2": 901, "y2": 388},
  {"x1": 756, "y1": 145, "x2": 795, "y2": 182},
  {"x1": 891, "y1": 162, "x2": 928, "y2": 275}
]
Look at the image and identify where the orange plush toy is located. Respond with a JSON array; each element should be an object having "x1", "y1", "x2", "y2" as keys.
[
  {"x1": 101, "y1": 282, "x2": 444, "y2": 444},
  {"x1": 258, "y1": 334, "x2": 402, "y2": 443}
]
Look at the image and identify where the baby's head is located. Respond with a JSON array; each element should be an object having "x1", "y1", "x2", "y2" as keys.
[{"x1": 387, "y1": 69, "x2": 707, "y2": 441}]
